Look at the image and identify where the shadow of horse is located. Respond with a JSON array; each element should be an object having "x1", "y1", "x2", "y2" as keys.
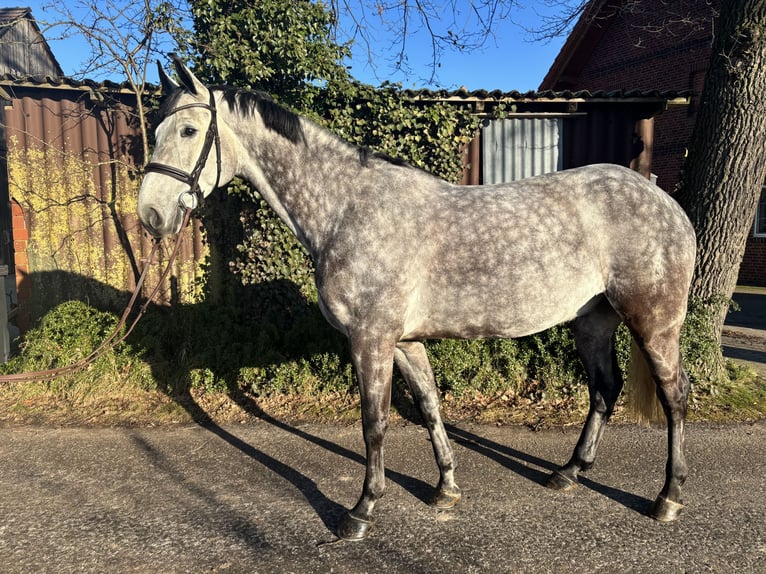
[
  {"x1": 12, "y1": 269, "x2": 649, "y2": 535},
  {"x1": 13, "y1": 269, "x2": 435, "y2": 527},
  {"x1": 445, "y1": 424, "x2": 652, "y2": 514}
]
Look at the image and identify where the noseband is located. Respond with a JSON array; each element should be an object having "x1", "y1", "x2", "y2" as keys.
[{"x1": 144, "y1": 89, "x2": 222, "y2": 210}]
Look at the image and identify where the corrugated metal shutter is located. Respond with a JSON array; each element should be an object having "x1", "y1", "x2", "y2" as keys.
[{"x1": 481, "y1": 118, "x2": 563, "y2": 183}]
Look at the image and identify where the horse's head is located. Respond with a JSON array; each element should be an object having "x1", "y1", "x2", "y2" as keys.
[{"x1": 138, "y1": 57, "x2": 235, "y2": 238}]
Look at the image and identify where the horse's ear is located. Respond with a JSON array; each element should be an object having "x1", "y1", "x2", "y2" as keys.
[
  {"x1": 157, "y1": 60, "x2": 179, "y2": 94},
  {"x1": 171, "y1": 54, "x2": 206, "y2": 96}
]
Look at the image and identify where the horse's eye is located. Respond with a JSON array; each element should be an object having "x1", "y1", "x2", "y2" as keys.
[{"x1": 181, "y1": 126, "x2": 197, "y2": 138}]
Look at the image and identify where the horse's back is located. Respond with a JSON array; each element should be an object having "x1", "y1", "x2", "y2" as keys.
[
  {"x1": 400, "y1": 164, "x2": 695, "y2": 340},
  {"x1": 476, "y1": 164, "x2": 695, "y2": 274},
  {"x1": 429, "y1": 163, "x2": 694, "y2": 286},
  {"x1": 317, "y1": 163, "x2": 694, "y2": 341}
]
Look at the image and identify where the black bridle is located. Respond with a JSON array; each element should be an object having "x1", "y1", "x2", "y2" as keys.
[
  {"x1": 144, "y1": 89, "x2": 222, "y2": 211},
  {"x1": 0, "y1": 92, "x2": 223, "y2": 384}
]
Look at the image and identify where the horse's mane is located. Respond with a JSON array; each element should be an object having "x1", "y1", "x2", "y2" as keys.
[
  {"x1": 358, "y1": 147, "x2": 414, "y2": 169},
  {"x1": 156, "y1": 86, "x2": 305, "y2": 146},
  {"x1": 216, "y1": 86, "x2": 306, "y2": 146},
  {"x1": 215, "y1": 88, "x2": 418, "y2": 170},
  {"x1": 160, "y1": 85, "x2": 414, "y2": 170}
]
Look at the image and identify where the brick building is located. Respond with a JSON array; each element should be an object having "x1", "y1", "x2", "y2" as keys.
[{"x1": 540, "y1": 0, "x2": 766, "y2": 285}]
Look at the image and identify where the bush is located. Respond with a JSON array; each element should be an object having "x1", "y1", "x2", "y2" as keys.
[
  {"x1": 681, "y1": 295, "x2": 734, "y2": 391},
  {"x1": 3, "y1": 292, "x2": 760, "y2": 425},
  {"x1": 0, "y1": 300, "x2": 155, "y2": 402},
  {"x1": 5, "y1": 300, "x2": 122, "y2": 368}
]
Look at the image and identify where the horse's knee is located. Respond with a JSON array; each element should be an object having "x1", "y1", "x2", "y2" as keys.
[{"x1": 363, "y1": 417, "x2": 389, "y2": 448}]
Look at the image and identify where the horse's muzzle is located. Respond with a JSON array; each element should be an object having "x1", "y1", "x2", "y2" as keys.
[{"x1": 138, "y1": 204, "x2": 185, "y2": 238}]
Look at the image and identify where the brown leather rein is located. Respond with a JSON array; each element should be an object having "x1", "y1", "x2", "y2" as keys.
[
  {"x1": 0, "y1": 207, "x2": 193, "y2": 383},
  {"x1": 0, "y1": 88, "x2": 221, "y2": 383}
]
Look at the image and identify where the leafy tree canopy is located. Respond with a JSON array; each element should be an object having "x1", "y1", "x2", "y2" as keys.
[{"x1": 190, "y1": 0, "x2": 352, "y2": 110}]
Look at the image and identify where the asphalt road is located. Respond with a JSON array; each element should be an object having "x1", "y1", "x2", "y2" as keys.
[
  {"x1": 722, "y1": 288, "x2": 766, "y2": 375},
  {"x1": 1, "y1": 420, "x2": 764, "y2": 573}
]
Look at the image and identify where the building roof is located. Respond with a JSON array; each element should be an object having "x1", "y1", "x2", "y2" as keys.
[
  {"x1": 404, "y1": 86, "x2": 688, "y2": 104},
  {"x1": 539, "y1": 0, "x2": 618, "y2": 91},
  {"x1": 0, "y1": 73, "x2": 136, "y2": 94},
  {"x1": 0, "y1": 74, "x2": 690, "y2": 113},
  {"x1": 0, "y1": 7, "x2": 64, "y2": 77}
]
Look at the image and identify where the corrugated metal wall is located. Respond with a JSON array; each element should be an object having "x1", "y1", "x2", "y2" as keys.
[
  {"x1": 478, "y1": 110, "x2": 648, "y2": 185},
  {"x1": 2, "y1": 84, "x2": 205, "y2": 324},
  {"x1": 481, "y1": 118, "x2": 563, "y2": 183},
  {"x1": 562, "y1": 107, "x2": 643, "y2": 171}
]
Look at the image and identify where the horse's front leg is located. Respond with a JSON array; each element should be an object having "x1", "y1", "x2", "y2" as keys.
[
  {"x1": 394, "y1": 341, "x2": 461, "y2": 508},
  {"x1": 336, "y1": 334, "x2": 396, "y2": 541}
]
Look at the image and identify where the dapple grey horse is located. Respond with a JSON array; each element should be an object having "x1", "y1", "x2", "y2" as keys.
[{"x1": 138, "y1": 57, "x2": 696, "y2": 540}]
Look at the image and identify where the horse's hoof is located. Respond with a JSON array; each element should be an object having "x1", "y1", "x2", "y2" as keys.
[
  {"x1": 546, "y1": 470, "x2": 578, "y2": 492},
  {"x1": 336, "y1": 512, "x2": 374, "y2": 540},
  {"x1": 430, "y1": 487, "x2": 462, "y2": 509},
  {"x1": 648, "y1": 496, "x2": 684, "y2": 522}
]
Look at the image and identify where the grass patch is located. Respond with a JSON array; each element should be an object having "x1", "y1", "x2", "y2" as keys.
[
  {"x1": 0, "y1": 299, "x2": 764, "y2": 428},
  {"x1": 686, "y1": 361, "x2": 766, "y2": 422}
]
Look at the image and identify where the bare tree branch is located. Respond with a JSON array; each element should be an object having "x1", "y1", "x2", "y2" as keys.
[
  {"x1": 33, "y1": 0, "x2": 192, "y2": 160},
  {"x1": 330, "y1": 0, "x2": 519, "y2": 84}
]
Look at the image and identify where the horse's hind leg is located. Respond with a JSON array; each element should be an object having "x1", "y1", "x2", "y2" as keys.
[
  {"x1": 636, "y1": 330, "x2": 690, "y2": 522},
  {"x1": 608, "y1": 272, "x2": 690, "y2": 522},
  {"x1": 547, "y1": 297, "x2": 623, "y2": 491},
  {"x1": 394, "y1": 341, "x2": 461, "y2": 508}
]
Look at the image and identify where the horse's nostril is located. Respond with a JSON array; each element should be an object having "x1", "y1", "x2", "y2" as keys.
[
  {"x1": 141, "y1": 207, "x2": 163, "y2": 236},
  {"x1": 148, "y1": 208, "x2": 161, "y2": 229}
]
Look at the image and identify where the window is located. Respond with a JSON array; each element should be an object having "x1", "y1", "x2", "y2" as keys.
[
  {"x1": 481, "y1": 118, "x2": 563, "y2": 183},
  {"x1": 755, "y1": 187, "x2": 766, "y2": 238}
]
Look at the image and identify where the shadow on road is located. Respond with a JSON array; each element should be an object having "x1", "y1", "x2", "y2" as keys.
[
  {"x1": 721, "y1": 344, "x2": 766, "y2": 365},
  {"x1": 446, "y1": 424, "x2": 555, "y2": 486},
  {"x1": 578, "y1": 476, "x2": 652, "y2": 514},
  {"x1": 128, "y1": 431, "x2": 271, "y2": 549},
  {"x1": 446, "y1": 424, "x2": 652, "y2": 516},
  {"x1": 174, "y1": 390, "x2": 437, "y2": 537}
]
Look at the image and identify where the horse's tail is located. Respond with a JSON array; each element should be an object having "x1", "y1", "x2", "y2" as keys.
[{"x1": 625, "y1": 338, "x2": 664, "y2": 425}]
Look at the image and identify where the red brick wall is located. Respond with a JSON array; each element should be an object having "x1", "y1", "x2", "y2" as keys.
[
  {"x1": 558, "y1": 1, "x2": 766, "y2": 285},
  {"x1": 573, "y1": 0, "x2": 716, "y2": 190},
  {"x1": 740, "y1": 238, "x2": 766, "y2": 285},
  {"x1": 11, "y1": 198, "x2": 30, "y2": 331}
]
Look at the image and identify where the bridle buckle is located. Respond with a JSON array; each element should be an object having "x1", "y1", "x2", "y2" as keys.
[{"x1": 178, "y1": 190, "x2": 200, "y2": 211}]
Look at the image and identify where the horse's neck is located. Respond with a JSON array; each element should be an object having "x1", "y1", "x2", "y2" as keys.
[{"x1": 233, "y1": 114, "x2": 356, "y2": 257}]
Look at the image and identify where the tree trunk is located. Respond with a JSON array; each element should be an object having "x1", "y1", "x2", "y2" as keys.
[{"x1": 675, "y1": 0, "x2": 766, "y2": 353}]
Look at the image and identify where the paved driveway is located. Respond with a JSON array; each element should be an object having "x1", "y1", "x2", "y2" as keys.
[
  {"x1": 724, "y1": 288, "x2": 766, "y2": 375},
  {"x1": 1, "y1": 420, "x2": 764, "y2": 573}
]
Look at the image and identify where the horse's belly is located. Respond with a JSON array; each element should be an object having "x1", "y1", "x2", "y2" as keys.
[{"x1": 402, "y1": 277, "x2": 604, "y2": 341}]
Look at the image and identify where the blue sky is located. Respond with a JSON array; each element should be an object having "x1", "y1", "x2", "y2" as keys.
[
  {"x1": 337, "y1": 3, "x2": 569, "y2": 92},
  {"x1": 24, "y1": 1, "x2": 569, "y2": 92}
]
